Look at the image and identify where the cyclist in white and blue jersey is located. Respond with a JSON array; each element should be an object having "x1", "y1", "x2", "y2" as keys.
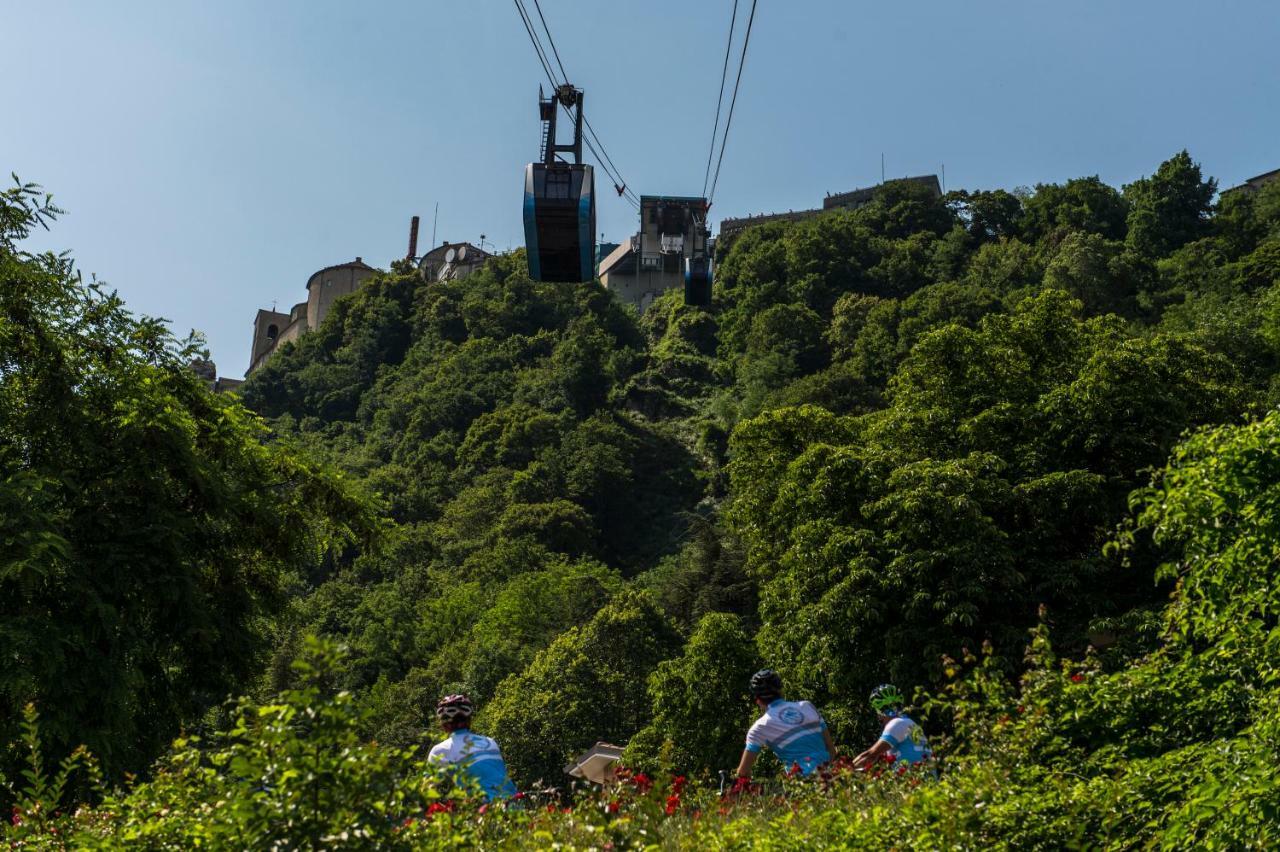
[
  {"x1": 428, "y1": 694, "x2": 517, "y2": 801},
  {"x1": 734, "y1": 669, "x2": 837, "y2": 782},
  {"x1": 852, "y1": 683, "x2": 933, "y2": 770}
]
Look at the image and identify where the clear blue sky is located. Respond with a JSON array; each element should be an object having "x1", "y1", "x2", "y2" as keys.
[{"x1": 4, "y1": 0, "x2": 1278, "y2": 377}]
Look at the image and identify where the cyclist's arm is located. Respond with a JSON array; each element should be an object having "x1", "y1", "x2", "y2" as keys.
[
  {"x1": 735, "y1": 748, "x2": 759, "y2": 779},
  {"x1": 851, "y1": 738, "x2": 891, "y2": 769}
]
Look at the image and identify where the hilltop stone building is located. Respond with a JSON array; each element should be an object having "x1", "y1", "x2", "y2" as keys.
[
  {"x1": 248, "y1": 258, "x2": 376, "y2": 375},
  {"x1": 1221, "y1": 167, "x2": 1280, "y2": 198},
  {"x1": 246, "y1": 240, "x2": 495, "y2": 376},
  {"x1": 417, "y1": 240, "x2": 492, "y2": 282},
  {"x1": 718, "y1": 174, "x2": 942, "y2": 242}
]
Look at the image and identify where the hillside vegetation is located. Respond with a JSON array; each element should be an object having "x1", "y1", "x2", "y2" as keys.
[{"x1": 4, "y1": 153, "x2": 1280, "y2": 848}]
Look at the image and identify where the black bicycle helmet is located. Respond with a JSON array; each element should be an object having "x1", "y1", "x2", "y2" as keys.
[{"x1": 749, "y1": 669, "x2": 783, "y2": 698}]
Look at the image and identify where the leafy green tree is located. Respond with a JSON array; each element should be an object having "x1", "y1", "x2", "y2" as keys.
[
  {"x1": 946, "y1": 189, "x2": 1024, "y2": 243},
  {"x1": 0, "y1": 179, "x2": 379, "y2": 778},
  {"x1": 481, "y1": 591, "x2": 681, "y2": 785},
  {"x1": 638, "y1": 517, "x2": 754, "y2": 628},
  {"x1": 241, "y1": 273, "x2": 417, "y2": 421},
  {"x1": 1124, "y1": 151, "x2": 1217, "y2": 257},
  {"x1": 1224, "y1": 236, "x2": 1280, "y2": 293},
  {"x1": 963, "y1": 237, "x2": 1044, "y2": 295},
  {"x1": 627, "y1": 612, "x2": 758, "y2": 774},
  {"x1": 746, "y1": 303, "x2": 827, "y2": 373},
  {"x1": 827, "y1": 293, "x2": 888, "y2": 360},
  {"x1": 456, "y1": 403, "x2": 562, "y2": 475},
  {"x1": 730, "y1": 290, "x2": 1245, "y2": 726},
  {"x1": 461, "y1": 559, "x2": 623, "y2": 702},
  {"x1": 1020, "y1": 176, "x2": 1129, "y2": 242},
  {"x1": 854, "y1": 178, "x2": 956, "y2": 241},
  {"x1": 1040, "y1": 232, "x2": 1148, "y2": 316}
]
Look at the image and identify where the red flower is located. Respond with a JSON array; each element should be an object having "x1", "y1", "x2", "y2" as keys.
[
  {"x1": 478, "y1": 804, "x2": 489, "y2": 815},
  {"x1": 631, "y1": 772, "x2": 652, "y2": 792},
  {"x1": 896, "y1": 764, "x2": 908, "y2": 775},
  {"x1": 423, "y1": 801, "x2": 453, "y2": 823},
  {"x1": 607, "y1": 800, "x2": 620, "y2": 814},
  {"x1": 671, "y1": 775, "x2": 687, "y2": 794},
  {"x1": 665, "y1": 794, "x2": 681, "y2": 815},
  {"x1": 1016, "y1": 705, "x2": 1025, "y2": 714},
  {"x1": 787, "y1": 762, "x2": 802, "y2": 777},
  {"x1": 882, "y1": 751, "x2": 897, "y2": 764},
  {"x1": 11, "y1": 807, "x2": 21, "y2": 827},
  {"x1": 546, "y1": 803, "x2": 557, "y2": 813},
  {"x1": 513, "y1": 791, "x2": 528, "y2": 800},
  {"x1": 1071, "y1": 673, "x2": 1084, "y2": 683}
]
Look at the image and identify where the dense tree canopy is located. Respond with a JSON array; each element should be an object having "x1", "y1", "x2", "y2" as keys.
[
  {"x1": 0, "y1": 179, "x2": 378, "y2": 779},
  {"x1": 227, "y1": 150, "x2": 1277, "y2": 770},
  {"x1": 9, "y1": 149, "x2": 1280, "y2": 846}
]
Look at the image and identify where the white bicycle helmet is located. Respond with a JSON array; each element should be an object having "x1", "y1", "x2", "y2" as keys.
[{"x1": 436, "y1": 693, "x2": 475, "y2": 722}]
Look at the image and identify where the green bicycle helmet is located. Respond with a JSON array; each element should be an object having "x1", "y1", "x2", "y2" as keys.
[{"x1": 869, "y1": 683, "x2": 905, "y2": 715}]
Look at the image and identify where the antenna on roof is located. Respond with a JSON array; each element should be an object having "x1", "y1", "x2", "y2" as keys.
[
  {"x1": 881, "y1": 153, "x2": 885, "y2": 184},
  {"x1": 432, "y1": 202, "x2": 439, "y2": 247}
]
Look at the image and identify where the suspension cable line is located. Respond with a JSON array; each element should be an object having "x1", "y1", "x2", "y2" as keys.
[
  {"x1": 707, "y1": 0, "x2": 759, "y2": 207},
  {"x1": 513, "y1": 0, "x2": 560, "y2": 92},
  {"x1": 512, "y1": 0, "x2": 640, "y2": 209},
  {"x1": 531, "y1": 0, "x2": 570, "y2": 85},
  {"x1": 584, "y1": 116, "x2": 640, "y2": 205},
  {"x1": 702, "y1": 0, "x2": 740, "y2": 199}
]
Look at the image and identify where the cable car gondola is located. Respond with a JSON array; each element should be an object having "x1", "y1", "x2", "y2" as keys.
[
  {"x1": 524, "y1": 85, "x2": 596, "y2": 283},
  {"x1": 684, "y1": 255, "x2": 713, "y2": 306}
]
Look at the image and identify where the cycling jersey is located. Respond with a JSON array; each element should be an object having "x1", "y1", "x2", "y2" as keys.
[
  {"x1": 879, "y1": 715, "x2": 932, "y2": 765},
  {"x1": 428, "y1": 729, "x2": 517, "y2": 801},
  {"x1": 744, "y1": 699, "x2": 831, "y2": 775}
]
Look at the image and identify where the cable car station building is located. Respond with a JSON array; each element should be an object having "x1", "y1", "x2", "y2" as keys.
[{"x1": 599, "y1": 195, "x2": 711, "y2": 313}]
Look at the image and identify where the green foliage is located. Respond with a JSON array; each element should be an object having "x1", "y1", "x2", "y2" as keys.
[
  {"x1": 729, "y1": 289, "x2": 1244, "y2": 729},
  {"x1": 2, "y1": 703, "x2": 102, "y2": 841},
  {"x1": 60, "y1": 638, "x2": 474, "y2": 849},
  {"x1": 482, "y1": 591, "x2": 681, "y2": 785},
  {"x1": 1125, "y1": 150, "x2": 1218, "y2": 257},
  {"x1": 461, "y1": 559, "x2": 623, "y2": 702},
  {"x1": 627, "y1": 612, "x2": 758, "y2": 775},
  {"x1": 1021, "y1": 175, "x2": 1130, "y2": 242},
  {"x1": 0, "y1": 181, "x2": 380, "y2": 782},
  {"x1": 12, "y1": 152, "x2": 1280, "y2": 846}
]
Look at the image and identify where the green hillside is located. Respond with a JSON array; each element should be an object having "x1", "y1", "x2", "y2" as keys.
[{"x1": 5, "y1": 153, "x2": 1280, "y2": 848}]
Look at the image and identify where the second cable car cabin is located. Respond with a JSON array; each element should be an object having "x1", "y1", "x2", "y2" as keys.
[
  {"x1": 685, "y1": 256, "x2": 713, "y2": 306},
  {"x1": 524, "y1": 85, "x2": 596, "y2": 283}
]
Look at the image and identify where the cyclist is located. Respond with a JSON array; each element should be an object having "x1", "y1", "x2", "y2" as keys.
[
  {"x1": 851, "y1": 683, "x2": 933, "y2": 770},
  {"x1": 428, "y1": 694, "x2": 517, "y2": 801},
  {"x1": 734, "y1": 669, "x2": 836, "y2": 783}
]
